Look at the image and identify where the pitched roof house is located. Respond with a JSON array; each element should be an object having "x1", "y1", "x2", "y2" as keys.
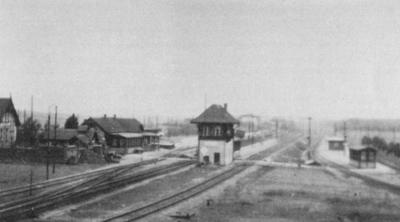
[
  {"x1": 82, "y1": 115, "x2": 144, "y2": 150},
  {"x1": 0, "y1": 98, "x2": 20, "y2": 126},
  {"x1": 0, "y1": 97, "x2": 20, "y2": 148}
]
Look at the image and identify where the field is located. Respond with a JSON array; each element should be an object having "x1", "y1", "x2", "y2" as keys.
[{"x1": 150, "y1": 166, "x2": 400, "y2": 222}]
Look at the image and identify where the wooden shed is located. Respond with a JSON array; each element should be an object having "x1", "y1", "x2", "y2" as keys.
[
  {"x1": 327, "y1": 137, "x2": 345, "y2": 151},
  {"x1": 349, "y1": 145, "x2": 377, "y2": 169}
]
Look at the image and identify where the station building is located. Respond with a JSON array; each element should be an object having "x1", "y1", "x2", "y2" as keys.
[
  {"x1": 349, "y1": 145, "x2": 377, "y2": 169},
  {"x1": 191, "y1": 104, "x2": 239, "y2": 165}
]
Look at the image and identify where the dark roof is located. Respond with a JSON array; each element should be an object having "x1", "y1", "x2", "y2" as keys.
[
  {"x1": 0, "y1": 98, "x2": 20, "y2": 126},
  {"x1": 191, "y1": 104, "x2": 239, "y2": 124},
  {"x1": 350, "y1": 145, "x2": 377, "y2": 151},
  {"x1": 42, "y1": 128, "x2": 78, "y2": 141},
  {"x1": 84, "y1": 117, "x2": 144, "y2": 134}
]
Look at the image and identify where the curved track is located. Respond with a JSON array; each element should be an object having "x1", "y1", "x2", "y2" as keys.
[
  {"x1": 0, "y1": 159, "x2": 195, "y2": 221},
  {"x1": 0, "y1": 158, "x2": 162, "y2": 201},
  {"x1": 102, "y1": 165, "x2": 249, "y2": 222}
]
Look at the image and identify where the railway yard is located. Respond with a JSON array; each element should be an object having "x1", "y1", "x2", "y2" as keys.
[{"x1": 0, "y1": 133, "x2": 400, "y2": 221}]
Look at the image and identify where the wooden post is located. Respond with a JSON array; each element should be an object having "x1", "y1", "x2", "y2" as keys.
[{"x1": 29, "y1": 169, "x2": 33, "y2": 196}]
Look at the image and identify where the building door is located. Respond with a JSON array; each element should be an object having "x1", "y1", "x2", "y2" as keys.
[
  {"x1": 203, "y1": 156, "x2": 210, "y2": 164},
  {"x1": 214, "y1": 153, "x2": 220, "y2": 164}
]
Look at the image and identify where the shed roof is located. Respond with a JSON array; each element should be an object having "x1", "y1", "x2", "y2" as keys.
[
  {"x1": 84, "y1": 117, "x2": 143, "y2": 134},
  {"x1": 0, "y1": 98, "x2": 20, "y2": 126},
  {"x1": 326, "y1": 137, "x2": 345, "y2": 142},
  {"x1": 349, "y1": 145, "x2": 377, "y2": 151},
  {"x1": 191, "y1": 104, "x2": 239, "y2": 124}
]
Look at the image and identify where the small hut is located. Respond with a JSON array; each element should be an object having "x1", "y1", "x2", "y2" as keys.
[
  {"x1": 327, "y1": 137, "x2": 346, "y2": 151},
  {"x1": 349, "y1": 145, "x2": 377, "y2": 169}
]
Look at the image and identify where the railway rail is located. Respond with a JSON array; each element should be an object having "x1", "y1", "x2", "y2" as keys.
[
  {"x1": 102, "y1": 135, "x2": 304, "y2": 222},
  {"x1": 0, "y1": 158, "x2": 163, "y2": 201},
  {"x1": 102, "y1": 165, "x2": 250, "y2": 222},
  {"x1": 0, "y1": 159, "x2": 195, "y2": 221}
]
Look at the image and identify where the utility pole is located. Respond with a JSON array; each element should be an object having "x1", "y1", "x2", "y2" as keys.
[
  {"x1": 30, "y1": 96, "x2": 34, "y2": 146},
  {"x1": 307, "y1": 117, "x2": 312, "y2": 147},
  {"x1": 275, "y1": 119, "x2": 279, "y2": 138},
  {"x1": 53, "y1": 106, "x2": 57, "y2": 174},
  {"x1": 343, "y1": 121, "x2": 347, "y2": 142},
  {"x1": 46, "y1": 113, "x2": 50, "y2": 180}
]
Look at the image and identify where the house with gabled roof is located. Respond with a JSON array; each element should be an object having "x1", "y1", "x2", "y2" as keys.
[
  {"x1": 0, "y1": 97, "x2": 20, "y2": 148},
  {"x1": 191, "y1": 104, "x2": 239, "y2": 165},
  {"x1": 82, "y1": 115, "x2": 144, "y2": 154}
]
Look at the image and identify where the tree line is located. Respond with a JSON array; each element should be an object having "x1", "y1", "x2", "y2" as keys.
[
  {"x1": 361, "y1": 136, "x2": 400, "y2": 157},
  {"x1": 17, "y1": 114, "x2": 79, "y2": 146}
]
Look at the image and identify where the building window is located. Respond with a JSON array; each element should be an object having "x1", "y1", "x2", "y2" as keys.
[
  {"x1": 202, "y1": 126, "x2": 209, "y2": 136},
  {"x1": 215, "y1": 126, "x2": 221, "y2": 136}
]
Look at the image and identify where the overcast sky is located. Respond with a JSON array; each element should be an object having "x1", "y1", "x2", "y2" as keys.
[{"x1": 1, "y1": 0, "x2": 400, "y2": 120}]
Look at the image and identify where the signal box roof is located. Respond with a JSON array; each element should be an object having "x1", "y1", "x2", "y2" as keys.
[{"x1": 191, "y1": 104, "x2": 239, "y2": 124}]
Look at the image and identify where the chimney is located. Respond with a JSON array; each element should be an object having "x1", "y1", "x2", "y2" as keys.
[
  {"x1": 113, "y1": 114, "x2": 116, "y2": 119},
  {"x1": 224, "y1": 103, "x2": 227, "y2": 111},
  {"x1": 103, "y1": 114, "x2": 107, "y2": 118}
]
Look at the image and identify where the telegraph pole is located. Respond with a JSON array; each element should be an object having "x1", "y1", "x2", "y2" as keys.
[
  {"x1": 343, "y1": 121, "x2": 347, "y2": 142},
  {"x1": 307, "y1": 117, "x2": 312, "y2": 147},
  {"x1": 46, "y1": 113, "x2": 50, "y2": 180},
  {"x1": 53, "y1": 106, "x2": 57, "y2": 174},
  {"x1": 275, "y1": 119, "x2": 279, "y2": 138},
  {"x1": 30, "y1": 96, "x2": 34, "y2": 146}
]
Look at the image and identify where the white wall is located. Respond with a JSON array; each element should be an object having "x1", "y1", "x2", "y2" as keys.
[
  {"x1": 199, "y1": 140, "x2": 233, "y2": 165},
  {"x1": 0, "y1": 112, "x2": 17, "y2": 148}
]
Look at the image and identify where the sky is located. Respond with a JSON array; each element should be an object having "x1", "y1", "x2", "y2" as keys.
[{"x1": 1, "y1": 0, "x2": 400, "y2": 120}]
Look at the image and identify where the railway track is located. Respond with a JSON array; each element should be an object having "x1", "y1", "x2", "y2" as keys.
[
  {"x1": 102, "y1": 135, "x2": 305, "y2": 222},
  {"x1": 247, "y1": 134, "x2": 303, "y2": 161},
  {"x1": 0, "y1": 158, "x2": 162, "y2": 201},
  {"x1": 102, "y1": 165, "x2": 249, "y2": 222},
  {"x1": 0, "y1": 159, "x2": 195, "y2": 221}
]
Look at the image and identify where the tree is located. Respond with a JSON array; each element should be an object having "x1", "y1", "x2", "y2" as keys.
[
  {"x1": 361, "y1": 136, "x2": 372, "y2": 145},
  {"x1": 16, "y1": 117, "x2": 42, "y2": 146},
  {"x1": 64, "y1": 114, "x2": 79, "y2": 129}
]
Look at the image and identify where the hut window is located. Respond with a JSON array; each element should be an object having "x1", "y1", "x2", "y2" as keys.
[{"x1": 361, "y1": 152, "x2": 367, "y2": 161}]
